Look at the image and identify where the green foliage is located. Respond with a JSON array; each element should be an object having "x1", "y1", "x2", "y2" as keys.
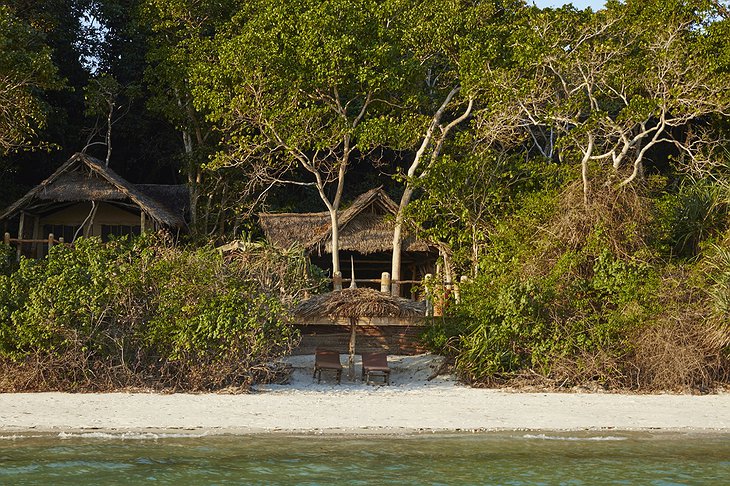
[
  {"x1": 0, "y1": 5, "x2": 65, "y2": 154},
  {"x1": 452, "y1": 248, "x2": 656, "y2": 382},
  {"x1": 422, "y1": 182, "x2": 669, "y2": 387},
  {"x1": 655, "y1": 180, "x2": 729, "y2": 259},
  {"x1": 704, "y1": 242, "x2": 730, "y2": 319},
  {"x1": 408, "y1": 152, "x2": 572, "y2": 273},
  {"x1": 0, "y1": 244, "x2": 16, "y2": 276},
  {"x1": 0, "y1": 236, "x2": 300, "y2": 391}
]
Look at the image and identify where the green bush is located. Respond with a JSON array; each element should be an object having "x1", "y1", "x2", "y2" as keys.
[
  {"x1": 0, "y1": 243, "x2": 15, "y2": 276},
  {"x1": 655, "y1": 180, "x2": 729, "y2": 259},
  {"x1": 0, "y1": 235, "x2": 300, "y2": 391},
  {"x1": 422, "y1": 182, "x2": 724, "y2": 390}
]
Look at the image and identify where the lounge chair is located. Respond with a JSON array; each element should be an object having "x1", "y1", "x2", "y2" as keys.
[
  {"x1": 361, "y1": 351, "x2": 390, "y2": 385},
  {"x1": 313, "y1": 349, "x2": 343, "y2": 384}
]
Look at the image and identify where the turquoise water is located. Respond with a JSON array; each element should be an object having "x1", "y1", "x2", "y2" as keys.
[{"x1": 1, "y1": 432, "x2": 729, "y2": 485}]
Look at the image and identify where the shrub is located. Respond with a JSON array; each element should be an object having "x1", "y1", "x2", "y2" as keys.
[
  {"x1": 0, "y1": 235, "x2": 301, "y2": 392},
  {"x1": 0, "y1": 243, "x2": 15, "y2": 276},
  {"x1": 425, "y1": 180, "x2": 728, "y2": 391},
  {"x1": 655, "y1": 180, "x2": 729, "y2": 259}
]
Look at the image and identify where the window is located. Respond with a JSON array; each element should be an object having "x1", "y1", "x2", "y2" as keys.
[
  {"x1": 42, "y1": 224, "x2": 77, "y2": 243},
  {"x1": 101, "y1": 225, "x2": 141, "y2": 241}
]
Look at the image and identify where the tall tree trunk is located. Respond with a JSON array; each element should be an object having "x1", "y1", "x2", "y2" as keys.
[
  {"x1": 391, "y1": 185, "x2": 414, "y2": 297},
  {"x1": 182, "y1": 130, "x2": 199, "y2": 229},
  {"x1": 581, "y1": 133, "x2": 594, "y2": 206},
  {"x1": 329, "y1": 209, "x2": 341, "y2": 276},
  {"x1": 391, "y1": 89, "x2": 473, "y2": 295},
  {"x1": 105, "y1": 101, "x2": 113, "y2": 167}
]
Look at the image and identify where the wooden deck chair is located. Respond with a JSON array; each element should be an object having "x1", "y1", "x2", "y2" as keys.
[
  {"x1": 313, "y1": 349, "x2": 343, "y2": 384},
  {"x1": 361, "y1": 351, "x2": 390, "y2": 385}
]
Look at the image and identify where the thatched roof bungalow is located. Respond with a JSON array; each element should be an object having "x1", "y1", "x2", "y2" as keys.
[
  {"x1": 258, "y1": 187, "x2": 436, "y2": 296},
  {"x1": 1, "y1": 153, "x2": 188, "y2": 256}
]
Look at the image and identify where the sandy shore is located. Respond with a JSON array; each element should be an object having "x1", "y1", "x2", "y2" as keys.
[{"x1": 1, "y1": 355, "x2": 729, "y2": 436}]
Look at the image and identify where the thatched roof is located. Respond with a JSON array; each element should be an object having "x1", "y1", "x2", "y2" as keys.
[
  {"x1": 259, "y1": 187, "x2": 431, "y2": 255},
  {"x1": 135, "y1": 184, "x2": 190, "y2": 222},
  {"x1": 0, "y1": 153, "x2": 188, "y2": 228},
  {"x1": 294, "y1": 288, "x2": 426, "y2": 319}
]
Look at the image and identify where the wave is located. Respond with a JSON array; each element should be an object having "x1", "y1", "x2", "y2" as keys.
[
  {"x1": 57, "y1": 431, "x2": 210, "y2": 440},
  {"x1": 0, "y1": 434, "x2": 45, "y2": 440},
  {"x1": 522, "y1": 434, "x2": 628, "y2": 441}
]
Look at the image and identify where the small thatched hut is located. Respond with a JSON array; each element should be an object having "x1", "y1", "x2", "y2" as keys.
[
  {"x1": 295, "y1": 287, "x2": 426, "y2": 320},
  {"x1": 292, "y1": 288, "x2": 428, "y2": 357},
  {"x1": 258, "y1": 187, "x2": 436, "y2": 297},
  {"x1": 0, "y1": 153, "x2": 188, "y2": 256}
]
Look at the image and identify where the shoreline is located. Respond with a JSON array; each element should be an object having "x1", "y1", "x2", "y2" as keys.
[
  {"x1": 2, "y1": 388, "x2": 729, "y2": 437},
  {"x1": 2, "y1": 355, "x2": 729, "y2": 437}
]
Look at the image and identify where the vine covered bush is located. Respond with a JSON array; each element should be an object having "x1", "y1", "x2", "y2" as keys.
[
  {"x1": 0, "y1": 235, "x2": 302, "y2": 392},
  {"x1": 424, "y1": 181, "x2": 730, "y2": 392}
]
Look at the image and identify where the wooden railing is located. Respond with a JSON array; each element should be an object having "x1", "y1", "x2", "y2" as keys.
[
  {"x1": 3, "y1": 232, "x2": 66, "y2": 260},
  {"x1": 332, "y1": 271, "x2": 470, "y2": 315}
]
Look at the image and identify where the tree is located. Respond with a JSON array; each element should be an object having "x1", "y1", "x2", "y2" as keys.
[
  {"x1": 0, "y1": 6, "x2": 64, "y2": 155},
  {"x1": 485, "y1": 1, "x2": 730, "y2": 205},
  {"x1": 192, "y1": 0, "x2": 406, "y2": 280},
  {"x1": 388, "y1": 0, "x2": 522, "y2": 294},
  {"x1": 141, "y1": 0, "x2": 237, "y2": 231}
]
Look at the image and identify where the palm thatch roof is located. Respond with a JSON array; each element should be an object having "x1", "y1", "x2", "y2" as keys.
[
  {"x1": 0, "y1": 153, "x2": 188, "y2": 228},
  {"x1": 294, "y1": 288, "x2": 426, "y2": 319},
  {"x1": 258, "y1": 187, "x2": 431, "y2": 255}
]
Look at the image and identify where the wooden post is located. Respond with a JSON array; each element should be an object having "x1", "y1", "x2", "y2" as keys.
[
  {"x1": 140, "y1": 211, "x2": 147, "y2": 234},
  {"x1": 433, "y1": 273, "x2": 444, "y2": 317},
  {"x1": 391, "y1": 279, "x2": 401, "y2": 298},
  {"x1": 380, "y1": 272, "x2": 391, "y2": 294},
  {"x1": 48, "y1": 233, "x2": 54, "y2": 255},
  {"x1": 349, "y1": 255, "x2": 357, "y2": 289},
  {"x1": 410, "y1": 265, "x2": 418, "y2": 301},
  {"x1": 31, "y1": 216, "x2": 40, "y2": 258},
  {"x1": 454, "y1": 275, "x2": 468, "y2": 304},
  {"x1": 424, "y1": 273, "x2": 433, "y2": 317},
  {"x1": 16, "y1": 211, "x2": 25, "y2": 261},
  {"x1": 333, "y1": 271, "x2": 343, "y2": 291},
  {"x1": 348, "y1": 318, "x2": 357, "y2": 381},
  {"x1": 3, "y1": 232, "x2": 9, "y2": 246}
]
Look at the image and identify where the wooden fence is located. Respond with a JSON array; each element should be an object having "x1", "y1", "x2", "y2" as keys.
[
  {"x1": 3, "y1": 232, "x2": 67, "y2": 260},
  {"x1": 331, "y1": 271, "x2": 469, "y2": 316}
]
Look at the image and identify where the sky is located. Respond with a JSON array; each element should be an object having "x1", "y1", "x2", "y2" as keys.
[{"x1": 532, "y1": 0, "x2": 606, "y2": 9}]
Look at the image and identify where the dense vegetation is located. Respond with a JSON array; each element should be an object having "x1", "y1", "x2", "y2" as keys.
[
  {"x1": 1, "y1": 0, "x2": 729, "y2": 391},
  {"x1": 0, "y1": 236, "x2": 323, "y2": 391}
]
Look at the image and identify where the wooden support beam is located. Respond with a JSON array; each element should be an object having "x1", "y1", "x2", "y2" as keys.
[
  {"x1": 348, "y1": 319, "x2": 357, "y2": 381},
  {"x1": 333, "y1": 271, "x2": 343, "y2": 291},
  {"x1": 16, "y1": 211, "x2": 25, "y2": 261},
  {"x1": 380, "y1": 272, "x2": 391, "y2": 294},
  {"x1": 31, "y1": 215, "x2": 40, "y2": 258},
  {"x1": 424, "y1": 273, "x2": 434, "y2": 317}
]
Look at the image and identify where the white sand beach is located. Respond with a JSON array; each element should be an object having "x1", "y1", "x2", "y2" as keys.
[{"x1": 1, "y1": 355, "x2": 729, "y2": 436}]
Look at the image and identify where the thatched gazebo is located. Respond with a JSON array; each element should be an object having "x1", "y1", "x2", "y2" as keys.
[{"x1": 294, "y1": 287, "x2": 426, "y2": 378}]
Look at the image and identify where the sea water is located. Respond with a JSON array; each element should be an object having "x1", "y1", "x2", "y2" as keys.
[{"x1": 1, "y1": 432, "x2": 729, "y2": 485}]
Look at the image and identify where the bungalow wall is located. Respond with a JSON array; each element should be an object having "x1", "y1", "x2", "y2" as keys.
[
  {"x1": 7, "y1": 202, "x2": 147, "y2": 258},
  {"x1": 37, "y1": 202, "x2": 142, "y2": 241},
  {"x1": 292, "y1": 318, "x2": 428, "y2": 356}
]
